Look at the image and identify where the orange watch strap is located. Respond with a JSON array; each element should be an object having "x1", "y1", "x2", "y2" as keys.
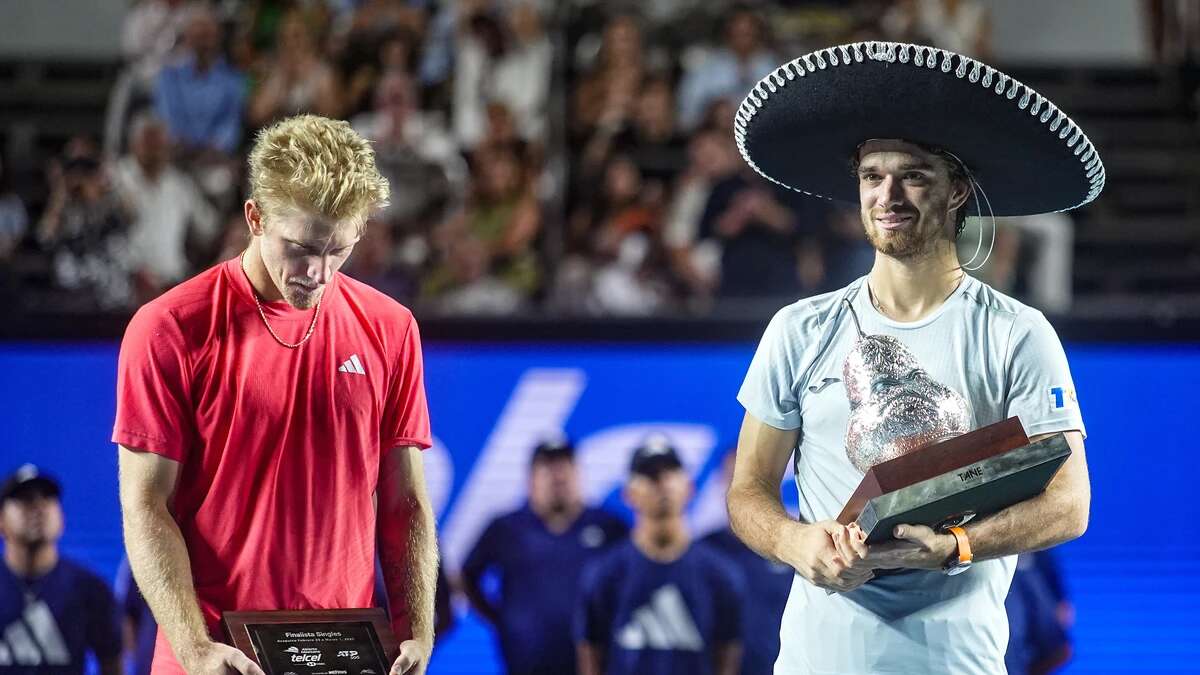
[{"x1": 948, "y1": 526, "x2": 972, "y2": 563}]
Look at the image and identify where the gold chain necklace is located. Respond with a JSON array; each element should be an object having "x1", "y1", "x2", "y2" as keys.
[{"x1": 241, "y1": 254, "x2": 322, "y2": 349}]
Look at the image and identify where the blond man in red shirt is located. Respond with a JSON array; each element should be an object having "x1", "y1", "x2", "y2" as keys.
[{"x1": 114, "y1": 114, "x2": 437, "y2": 675}]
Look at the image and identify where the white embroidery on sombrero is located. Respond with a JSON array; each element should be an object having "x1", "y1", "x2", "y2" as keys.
[{"x1": 733, "y1": 41, "x2": 1108, "y2": 210}]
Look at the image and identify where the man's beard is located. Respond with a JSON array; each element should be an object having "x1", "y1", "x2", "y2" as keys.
[
  {"x1": 865, "y1": 218, "x2": 945, "y2": 259},
  {"x1": 863, "y1": 204, "x2": 953, "y2": 260},
  {"x1": 283, "y1": 284, "x2": 323, "y2": 309}
]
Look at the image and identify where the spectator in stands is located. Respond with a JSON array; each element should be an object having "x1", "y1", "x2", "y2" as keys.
[
  {"x1": 676, "y1": 5, "x2": 776, "y2": 132},
  {"x1": 339, "y1": 28, "x2": 420, "y2": 120},
  {"x1": 700, "y1": 158, "x2": 804, "y2": 298},
  {"x1": 478, "y1": 102, "x2": 522, "y2": 155},
  {"x1": 498, "y1": 2, "x2": 553, "y2": 142},
  {"x1": 247, "y1": 10, "x2": 343, "y2": 127},
  {"x1": 575, "y1": 437, "x2": 743, "y2": 675},
  {"x1": 625, "y1": 78, "x2": 688, "y2": 191},
  {"x1": 0, "y1": 156, "x2": 28, "y2": 264},
  {"x1": 337, "y1": 0, "x2": 426, "y2": 51},
  {"x1": 122, "y1": 0, "x2": 190, "y2": 85},
  {"x1": 416, "y1": 0, "x2": 467, "y2": 89},
  {"x1": 154, "y1": 5, "x2": 245, "y2": 157},
  {"x1": 0, "y1": 465, "x2": 122, "y2": 675},
  {"x1": 421, "y1": 234, "x2": 526, "y2": 315},
  {"x1": 342, "y1": 214, "x2": 413, "y2": 302},
  {"x1": 37, "y1": 138, "x2": 135, "y2": 309},
  {"x1": 452, "y1": 2, "x2": 552, "y2": 149},
  {"x1": 663, "y1": 128, "x2": 736, "y2": 302},
  {"x1": 463, "y1": 440, "x2": 628, "y2": 675},
  {"x1": 562, "y1": 154, "x2": 675, "y2": 315},
  {"x1": 423, "y1": 144, "x2": 542, "y2": 311},
  {"x1": 881, "y1": 0, "x2": 991, "y2": 58},
  {"x1": 113, "y1": 113, "x2": 218, "y2": 299},
  {"x1": 573, "y1": 13, "x2": 646, "y2": 140},
  {"x1": 581, "y1": 76, "x2": 687, "y2": 196},
  {"x1": 700, "y1": 450, "x2": 792, "y2": 675},
  {"x1": 664, "y1": 124, "x2": 808, "y2": 300},
  {"x1": 353, "y1": 71, "x2": 466, "y2": 242}
]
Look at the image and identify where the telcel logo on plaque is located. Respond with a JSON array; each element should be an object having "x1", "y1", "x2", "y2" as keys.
[{"x1": 224, "y1": 610, "x2": 398, "y2": 675}]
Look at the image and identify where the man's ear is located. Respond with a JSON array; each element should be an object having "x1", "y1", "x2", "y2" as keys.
[
  {"x1": 949, "y1": 179, "x2": 972, "y2": 214},
  {"x1": 244, "y1": 199, "x2": 266, "y2": 237}
]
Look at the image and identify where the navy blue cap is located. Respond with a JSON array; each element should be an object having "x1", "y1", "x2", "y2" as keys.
[
  {"x1": 1, "y1": 464, "x2": 61, "y2": 503},
  {"x1": 629, "y1": 435, "x2": 683, "y2": 477}
]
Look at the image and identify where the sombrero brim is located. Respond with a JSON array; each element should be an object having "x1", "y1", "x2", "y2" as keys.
[{"x1": 734, "y1": 42, "x2": 1105, "y2": 216}]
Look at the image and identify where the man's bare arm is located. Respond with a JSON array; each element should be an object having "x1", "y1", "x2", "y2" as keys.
[
  {"x1": 726, "y1": 412, "x2": 872, "y2": 592},
  {"x1": 865, "y1": 431, "x2": 1091, "y2": 569},
  {"x1": 377, "y1": 445, "x2": 438, "y2": 675},
  {"x1": 118, "y1": 446, "x2": 262, "y2": 675},
  {"x1": 726, "y1": 412, "x2": 801, "y2": 563},
  {"x1": 576, "y1": 643, "x2": 604, "y2": 675},
  {"x1": 967, "y1": 430, "x2": 1089, "y2": 559}
]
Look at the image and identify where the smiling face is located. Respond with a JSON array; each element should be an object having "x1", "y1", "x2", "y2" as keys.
[
  {"x1": 247, "y1": 200, "x2": 362, "y2": 309},
  {"x1": 856, "y1": 140, "x2": 970, "y2": 260}
]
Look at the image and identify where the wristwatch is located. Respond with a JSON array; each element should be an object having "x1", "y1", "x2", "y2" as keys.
[{"x1": 942, "y1": 526, "x2": 973, "y2": 576}]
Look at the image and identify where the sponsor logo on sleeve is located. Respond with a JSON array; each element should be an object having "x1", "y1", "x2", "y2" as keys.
[{"x1": 1048, "y1": 386, "x2": 1077, "y2": 411}]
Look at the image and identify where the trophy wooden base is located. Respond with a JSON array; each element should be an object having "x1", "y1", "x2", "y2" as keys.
[{"x1": 836, "y1": 417, "x2": 1071, "y2": 543}]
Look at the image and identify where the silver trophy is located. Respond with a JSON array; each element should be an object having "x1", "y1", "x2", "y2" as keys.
[{"x1": 842, "y1": 300, "x2": 972, "y2": 473}]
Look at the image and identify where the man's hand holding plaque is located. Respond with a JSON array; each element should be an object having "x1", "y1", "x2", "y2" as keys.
[
  {"x1": 390, "y1": 638, "x2": 432, "y2": 675},
  {"x1": 179, "y1": 640, "x2": 267, "y2": 675},
  {"x1": 779, "y1": 520, "x2": 876, "y2": 594}
]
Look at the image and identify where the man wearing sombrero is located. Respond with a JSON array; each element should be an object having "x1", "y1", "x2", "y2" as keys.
[{"x1": 725, "y1": 42, "x2": 1095, "y2": 673}]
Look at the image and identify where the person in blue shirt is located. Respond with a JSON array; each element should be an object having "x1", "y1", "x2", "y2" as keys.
[
  {"x1": 575, "y1": 437, "x2": 744, "y2": 675},
  {"x1": 154, "y1": 7, "x2": 245, "y2": 158},
  {"x1": 462, "y1": 440, "x2": 628, "y2": 675},
  {"x1": 114, "y1": 560, "x2": 155, "y2": 675},
  {"x1": 0, "y1": 465, "x2": 122, "y2": 675},
  {"x1": 1005, "y1": 551, "x2": 1073, "y2": 674},
  {"x1": 700, "y1": 449, "x2": 792, "y2": 675}
]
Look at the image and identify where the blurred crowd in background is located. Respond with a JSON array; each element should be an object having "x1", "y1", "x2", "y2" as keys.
[{"x1": 0, "y1": 0, "x2": 1111, "y2": 319}]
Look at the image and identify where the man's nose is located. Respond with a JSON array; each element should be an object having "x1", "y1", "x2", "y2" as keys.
[
  {"x1": 308, "y1": 257, "x2": 335, "y2": 285},
  {"x1": 878, "y1": 175, "x2": 905, "y2": 207}
]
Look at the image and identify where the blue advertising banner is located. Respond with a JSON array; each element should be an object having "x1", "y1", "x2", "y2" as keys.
[{"x1": 0, "y1": 341, "x2": 1196, "y2": 673}]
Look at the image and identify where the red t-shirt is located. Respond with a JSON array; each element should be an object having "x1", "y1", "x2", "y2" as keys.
[{"x1": 113, "y1": 257, "x2": 431, "y2": 674}]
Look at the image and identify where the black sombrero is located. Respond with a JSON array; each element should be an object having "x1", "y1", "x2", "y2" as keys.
[{"x1": 734, "y1": 42, "x2": 1105, "y2": 216}]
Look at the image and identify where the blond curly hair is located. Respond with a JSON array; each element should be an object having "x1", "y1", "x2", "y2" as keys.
[{"x1": 247, "y1": 114, "x2": 390, "y2": 230}]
